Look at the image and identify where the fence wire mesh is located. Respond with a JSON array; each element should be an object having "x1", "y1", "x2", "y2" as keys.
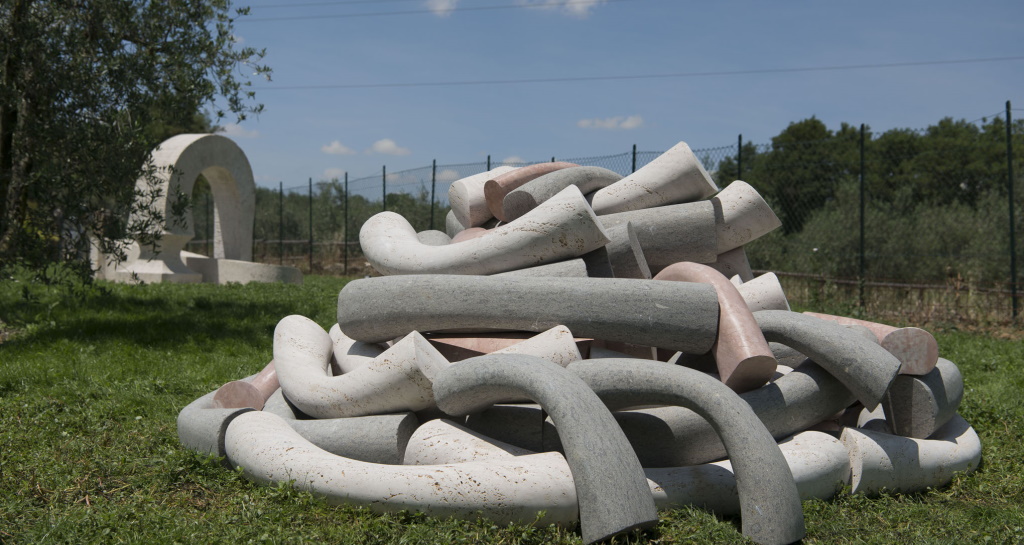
[{"x1": 187, "y1": 113, "x2": 1023, "y2": 322}]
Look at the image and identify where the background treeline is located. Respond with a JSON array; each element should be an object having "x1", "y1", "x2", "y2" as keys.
[{"x1": 190, "y1": 114, "x2": 1022, "y2": 293}]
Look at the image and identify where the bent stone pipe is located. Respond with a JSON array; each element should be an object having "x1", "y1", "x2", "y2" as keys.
[
  {"x1": 432, "y1": 354, "x2": 658, "y2": 545},
  {"x1": 212, "y1": 360, "x2": 279, "y2": 410},
  {"x1": 880, "y1": 357, "x2": 964, "y2": 438},
  {"x1": 484, "y1": 161, "x2": 579, "y2": 221},
  {"x1": 360, "y1": 185, "x2": 610, "y2": 276},
  {"x1": 501, "y1": 166, "x2": 623, "y2": 222},
  {"x1": 599, "y1": 200, "x2": 719, "y2": 274},
  {"x1": 711, "y1": 181, "x2": 783, "y2": 254},
  {"x1": 702, "y1": 246, "x2": 753, "y2": 282},
  {"x1": 448, "y1": 165, "x2": 517, "y2": 227},
  {"x1": 177, "y1": 388, "x2": 255, "y2": 464},
  {"x1": 262, "y1": 389, "x2": 418, "y2": 465},
  {"x1": 647, "y1": 431, "x2": 851, "y2": 517},
  {"x1": 410, "y1": 420, "x2": 850, "y2": 519},
  {"x1": 803, "y1": 312, "x2": 939, "y2": 376},
  {"x1": 224, "y1": 410, "x2": 580, "y2": 525},
  {"x1": 753, "y1": 310, "x2": 902, "y2": 410},
  {"x1": 841, "y1": 414, "x2": 981, "y2": 496},
  {"x1": 328, "y1": 323, "x2": 386, "y2": 374},
  {"x1": 274, "y1": 315, "x2": 451, "y2": 418},
  {"x1": 426, "y1": 325, "x2": 583, "y2": 367},
  {"x1": 337, "y1": 274, "x2": 719, "y2": 354},
  {"x1": 415, "y1": 229, "x2": 451, "y2": 246},
  {"x1": 603, "y1": 222, "x2": 654, "y2": 279},
  {"x1": 736, "y1": 272, "x2": 791, "y2": 312},
  {"x1": 590, "y1": 141, "x2": 719, "y2": 215},
  {"x1": 465, "y1": 360, "x2": 857, "y2": 467},
  {"x1": 653, "y1": 262, "x2": 777, "y2": 392},
  {"x1": 567, "y1": 359, "x2": 805, "y2": 545}
]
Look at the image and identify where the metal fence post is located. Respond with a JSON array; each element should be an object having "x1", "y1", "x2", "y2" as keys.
[
  {"x1": 859, "y1": 124, "x2": 866, "y2": 309},
  {"x1": 631, "y1": 144, "x2": 637, "y2": 173},
  {"x1": 737, "y1": 135, "x2": 743, "y2": 179},
  {"x1": 206, "y1": 190, "x2": 211, "y2": 256},
  {"x1": 487, "y1": 155, "x2": 491, "y2": 171},
  {"x1": 1008, "y1": 100, "x2": 1018, "y2": 319},
  {"x1": 308, "y1": 177, "x2": 313, "y2": 274},
  {"x1": 344, "y1": 172, "x2": 349, "y2": 275},
  {"x1": 278, "y1": 181, "x2": 284, "y2": 265},
  {"x1": 430, "y1": 159, "x2": 436, "y2": 231},
  {"x1": 382, "y1": 165, "x2": 387, "y2": 212}
]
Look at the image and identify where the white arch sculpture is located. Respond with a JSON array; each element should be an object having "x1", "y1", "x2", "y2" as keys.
[{"x1": 96, "y1": 134, "x2": 300, "y2": 284}]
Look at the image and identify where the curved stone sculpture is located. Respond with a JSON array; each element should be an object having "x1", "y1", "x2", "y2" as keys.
[
  {"x1": 841, "y1": 414, "x2": 981, "y2": 496},
  {"x1": 432, "y1": 354, "x2": 658, "y2": 545},
  {"x1": 177, "y1": 388, "x2": 255, "y2": 462},
  {"x1": 416, "y1": 230, "x2": 452, "y2": 246},
  {"x1": 404, "y1": 418, "x2": 536, "y2": 465},
  {"x1": 653, "y1": 262, "x2": 777, "y2": 392},
  {"x1": 804, "y1": 312, "x2": 939, "y2": 376},
  {"x1": 274, "y1": 315, "x2": 451, "y2": 419},
  {"x1": 224, "y1": 411, "x2": 580, "y2": 525},
  {"x1": 484, "y1": 161, "x2": 579, "y2": 221},
  {"x1": 337, "y1": 274, "x2": 720, "y2": 354},
  {"x1": 736, "y1": 272, "x2": 791, "y2": 312},
  {"x1": 880, "y1": 357, "x2": 964, "y2": 438},
  {"x1": 753, "y1": 310, "x2": 902, "y2": 410},
  {"x1": 598, "y1": 200, "x2": 718, "y2": 273},
  {"x1": 712, "y1": 180, "x2": 783, "y2": 254},
  {"x1": 360, "y1": 185, "x2": 610, "y2": 275},
  {"x1": 261, "y1": 389, "x2": 418, "y2": 465},
  {"x1": 703, "y1": 246, "x2": 754, "y2": 282},
  {"x1": 426, "y1": 325, "x2": 583, "y2": 367},
  {"x1": 448, "y1": 166, "x2": 517, "y2": 227},
  {"x1": 328, "y1": 323, "x2": 386, "y2": 374},
  {"x1": 501, "y1": 166, "x2": 623, "y2": 222},
  {"x1": 567, "y1": 359, "x2": 805, "y2": 545},
  {"x1": 589, "y1": 142, "x2": 718, "y2": 215},
  {"x1": 212, "y1": 361, "x2": 278, "y2": 410}
]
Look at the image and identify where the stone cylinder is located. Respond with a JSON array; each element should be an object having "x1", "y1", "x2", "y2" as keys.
[
  {"x1": 590, "y1": 141, "x2": 719, "y2": 215},
  {"x1": 501, "y1": 166, "x2": 623, "y2": 222},
  {"x1": 484, "y1": 161, "x2": 579, "y2": 221}
]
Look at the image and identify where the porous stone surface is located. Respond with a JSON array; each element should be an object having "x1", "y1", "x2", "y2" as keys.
[
  {"x1": 448, "y1": 166, "x2": 517, "y2": 227},
  {"x1": 502, "y1": 166, "x2": 623, "y2": 222},
  {"x1": 360, "y1": 185, "x2": 610, "y2": 275},
  {"x1": 337, "y1": 274, "x2": 719, "y2": 354},
  {"x1": 212, "y1": 361, "x2": 278, "y2": 410},
  {"x1": 567, "y1": 359, "x2": 805, "y2": 545},
  {"x1": 654, "y1": 262, "x2": 777, "y2": 392},
  {"x1": 599, "y1": 200, "x2": 718, "y2": 273},
  {"x1": 415, "y1": 230, "x2": 452, "y2": 246},
  {"x1": 711, "y1": 181, "x2": 783, "y2": 254},
  {"x1": 753, "y1": 310, "x2": 902, "y2": 410},
  {"x1": 328, "y1": 323, "x2": 387, "y2": 374},
  {"x1": 804, "y1": 312, "x2": 939, "y2": 376},
  {"x1": 177, "y1": 389, "x2": 255, "y2": 462},
  {"x1": 432, "y1": 354, "x2": 658, "y2": 545},
  {"x1": 590, "y1": 141, "x2": 719, "y2": 215},
  {"x1": 484, "y1": 161, "x2": 579, "y2": 221},
  {"x1": 736, "y1": 272, "x2": 791, "y2": 312},
  {"x1": 881, "y1": 357, "x2": 964, "y2": 438}
]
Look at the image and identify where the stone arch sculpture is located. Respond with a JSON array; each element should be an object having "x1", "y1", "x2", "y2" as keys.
[{"x1": 97, "y1": 133, "x2": 300, "y2": 284}]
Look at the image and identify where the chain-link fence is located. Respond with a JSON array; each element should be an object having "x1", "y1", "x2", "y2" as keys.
[{"x1": 187, "y1": 105, "x2": 1023, "y2": 323}]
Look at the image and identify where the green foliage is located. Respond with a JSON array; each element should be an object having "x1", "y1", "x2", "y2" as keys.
[{"x1": 0, "y1": 0, "x2": 269, "y2": 282}]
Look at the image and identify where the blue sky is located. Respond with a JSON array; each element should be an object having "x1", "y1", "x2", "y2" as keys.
[{"x1": 219, "y1": 0, "x2": 1024, "y2": 190}]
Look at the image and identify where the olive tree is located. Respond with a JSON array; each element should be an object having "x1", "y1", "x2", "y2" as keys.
[{"x1": 0, "y1": 0, "x2": 270, "y2": 280}]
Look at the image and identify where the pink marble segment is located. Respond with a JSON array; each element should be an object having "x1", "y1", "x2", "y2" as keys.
[
  {"x1": 484, "y1": 162, "x2": 578, "y2": 221},
  {"x1": 803, "y1": 312, "x2": 938, "y2": 375},
  {"x1": 654, "y1": 262, "x2": 777, "y2": 392},
  {"x1": 212, "y1": 361, "x2": 279, "y2": 410}
]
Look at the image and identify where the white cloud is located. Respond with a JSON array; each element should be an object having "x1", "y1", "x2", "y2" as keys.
[
  {"x1": 231, "y1": 34, "x2": 245, "y2": 44},
  {"x1": 502, "y1": 156, "x2": 527, "y2": 165},
  {"x1": 522, "y1": 0, "x2": 607, "y2": 18},
  {"x1": 435, "y1": 169, "x2": 460, "y2": 181},
  {"x1": 370, "y1": 138, "x2": 412, "y2": 156},
  {"x1": 217, "y1": 123, "x2": 259, "y2": 138},
  {"x1": 323, "y1": 168, "x2": 346, "y2": 179},
  {"x1": 426, "y1": 0, "x2": 458, "y2": 16},
  {"x1": 577, "y1": 115, "x2": 644, "y2": 130},
  {"x1": 322, "y1": 140, "x2": 357, "y2": 155}
]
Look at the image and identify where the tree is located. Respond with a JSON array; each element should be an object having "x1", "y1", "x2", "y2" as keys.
[{"x1": 0, "y1": 0, "x2": 269, "y2": 280}]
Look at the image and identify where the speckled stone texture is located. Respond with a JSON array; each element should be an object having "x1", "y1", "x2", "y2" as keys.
[
  {"x1": 590, "y1": 141, "x2": 719, "y2": 215},
  {"x1": 804, "y1": 312, "x2": 939, "y2": 375},
  {"x1": 484, "y1": 161, "x2": 579, "y2": 221},
  {"x1": 501, "y1": 166, "x2": 623, "y2": 222},
  {"x1": 337, "y1": 274, "x2": 719, "y2": 354},
  {"x1": 598, "y1": 200, "x2": 718, "y2": 274},
  {"x1": 432, "y1": 354, "x2": 658, "y2": 545},
  {"x1": 880, "y1": 357, "x2": 963, "y2": 438},
  {"x1": 567, "y1": 359, "x2": 804, "y2": 545},
  {"x1": 448, "y1": 166, "x2": 516, "y2": 227},
  {"x1": 753, "y1": 310, "x2": 902, "y2": 410}
]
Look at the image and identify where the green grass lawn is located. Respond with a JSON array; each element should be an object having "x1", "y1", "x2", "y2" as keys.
[{"x1": 1, "y1": 276, "x2": 1022, "y2": 544}]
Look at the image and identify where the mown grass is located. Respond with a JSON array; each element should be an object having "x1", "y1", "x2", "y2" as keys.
[{"x1": 1, "y1": 275, "x2": 1022, "y2": 544}]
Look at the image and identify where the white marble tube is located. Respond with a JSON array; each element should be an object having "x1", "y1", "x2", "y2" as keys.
[
  {"x1": 224, "y1": 411, "x2": 580, "y2": 525},
  {"x1": 328, "y1": 323, "x2": 386, "y2": 374},
  {"x1": 713, "y1": 181, "x2": 783, "y2": 254},
  {"x1": 274, "y1": 315, "x2": 451, "y2": 419},
  {"x1": 360, "y1": 185, "x2": 610, "y2": 276},
  {"x1": 448, "y1": 166, "x2": 517, "y2": 227},
  {"x1": 590, "y1": 142, "x2": 719, "y2": 215}
]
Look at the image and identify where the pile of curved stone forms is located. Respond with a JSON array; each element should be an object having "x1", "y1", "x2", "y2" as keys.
[{"x1": 178, "y1": 142, "x2": 981, "y2": 545}]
